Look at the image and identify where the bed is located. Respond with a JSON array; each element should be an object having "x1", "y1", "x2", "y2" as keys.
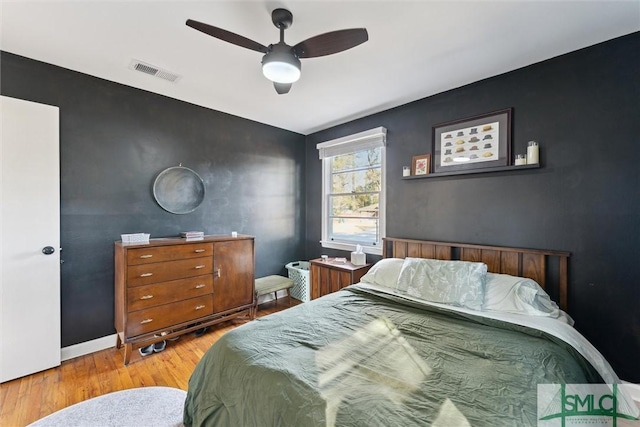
[{"x1": 183, "y1": 237, "x2": 636, "y2": 426}]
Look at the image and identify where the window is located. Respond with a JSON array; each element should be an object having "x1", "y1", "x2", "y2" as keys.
[{"x1": 317, "y1": 127, "x2": 386, "y2": 255}]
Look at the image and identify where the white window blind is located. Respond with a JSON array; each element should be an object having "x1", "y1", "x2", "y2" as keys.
[{"x1": 317, "y1": 127, "x2": 387, "y2": 159}]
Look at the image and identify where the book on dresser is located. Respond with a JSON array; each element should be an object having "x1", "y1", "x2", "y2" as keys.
[
  {"x1": 114, "y1": 235, "x2": 255, "y2": 364},
  {"x1": 180, "y1": 231, "x2": 204, "y2": 239}
]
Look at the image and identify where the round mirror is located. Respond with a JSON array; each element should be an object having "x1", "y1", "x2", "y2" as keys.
[{"x1": 153, "y1": 166, "x2": 205, "y2": 214}]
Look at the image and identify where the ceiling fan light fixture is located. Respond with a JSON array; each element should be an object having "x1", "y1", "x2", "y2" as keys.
[
  {"x1": 261, "y1": 45, "x2": 301, "y2": 84},
  {"x1": 187, "y1": 10, "x2": 368, "y2": 93},
  {"x1": 262, "y1": 61, "x2": 300, "y2": 83}
]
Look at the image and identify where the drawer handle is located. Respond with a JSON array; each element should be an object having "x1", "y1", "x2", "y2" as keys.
[
  {"x1": 194, "y1": 265, "x2": 205, "y2": 269},
  {"x1": 140, "y1": 273, "x2": 153, "y2": 277},
  {"x1": 195, "y1": 284, "x2": 206, "y2": 289},
  {"x1": 194, "y1": 249, "x2": 205, "y2": 253},
  {"x1": 195, "y1": 305, "x2": 206, "y2": 310},
  {"x1": 140, "y1": 295, "x2": 153, "y2": 300},
  {"x1": 140, "y1": 318, "x2": 153, "y2": 324},
  {"x1": 139, "y1": 254, "x2": 153, "y2": 259}
]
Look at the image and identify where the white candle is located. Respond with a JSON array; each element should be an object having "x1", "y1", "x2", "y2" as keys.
[
  {"x1": 403, "y1": 166, "x2": 410, "y2": 177},
  {"x1": 527, "y1": 141, "x2": 539, "y2": 164},
  {"x1": 515, "y1": 154, "x2": 527, "y2": 166}
]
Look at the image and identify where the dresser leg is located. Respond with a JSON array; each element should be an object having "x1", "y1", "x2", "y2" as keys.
[{"x1": 123, "y1": 343, "x2": 132, "y2": 365}]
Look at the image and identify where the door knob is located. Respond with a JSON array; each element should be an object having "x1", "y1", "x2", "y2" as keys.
[{"x1": 42, "y1": 246, "x2": 55, "y2": 255}]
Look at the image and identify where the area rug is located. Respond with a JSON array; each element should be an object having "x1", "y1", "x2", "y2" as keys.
[{"x1": 28, "y1": 386, "x2": 186, "y2": 427}]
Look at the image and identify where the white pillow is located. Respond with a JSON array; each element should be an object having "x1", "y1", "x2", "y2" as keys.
[
  {"x1": 396, "y1": 258, "x2": 487, "y2": 311},
  {"x1": 360, "y1": 258, "x2": 404, "y2": 288},
  {"x1": 483, "y1": 272, "x2": 574, "y2": 324}
]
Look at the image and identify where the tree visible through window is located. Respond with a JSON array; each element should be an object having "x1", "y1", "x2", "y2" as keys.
[{"x1": 329, "y1": 148, "x2": 381, "y2": 245}]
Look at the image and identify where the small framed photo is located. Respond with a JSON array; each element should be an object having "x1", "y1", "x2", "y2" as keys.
[
  {"x1": 432, "y1": 108, "x2": 512, "y2": 174},
  {"x1": 412, "y1": 154, "x2": 431, "y2": 176}
]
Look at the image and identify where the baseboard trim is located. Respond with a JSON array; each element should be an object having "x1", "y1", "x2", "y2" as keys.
[
  {"x1": 61, "y1": 334, "x2": 116, "y2": 362},
  {"x1": 58, "y1": 295, "x2": 289, "y2": 362}
]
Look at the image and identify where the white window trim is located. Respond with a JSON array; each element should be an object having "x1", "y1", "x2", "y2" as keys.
[{"x1": 317, "y1": 127, "x2": 386, "y2": 256}]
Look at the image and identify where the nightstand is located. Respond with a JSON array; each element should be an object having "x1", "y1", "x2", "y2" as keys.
[{"x1": 309, "y1": 258, "x2": 372, "y2": 299}]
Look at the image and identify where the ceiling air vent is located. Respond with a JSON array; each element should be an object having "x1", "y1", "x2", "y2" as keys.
[{"x1": 129, "y1": 60, "x2": 181, "y2": 83}]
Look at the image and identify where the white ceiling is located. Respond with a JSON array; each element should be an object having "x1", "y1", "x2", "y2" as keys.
[{"x1": 1, "y1": 1, "x2": 638, "y2": 135}]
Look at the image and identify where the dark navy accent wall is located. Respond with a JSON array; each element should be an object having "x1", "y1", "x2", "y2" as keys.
[
  {"x1": 305, "y1": 33, "x2": 640, "y2": 381},
  {"x1": 1, "y1": 51, "x2": 306, "y2": 347}
]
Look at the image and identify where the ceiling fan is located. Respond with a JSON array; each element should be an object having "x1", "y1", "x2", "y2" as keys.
[{"x1": 186, "y1": 9, "x2": 368, "y2": 94}]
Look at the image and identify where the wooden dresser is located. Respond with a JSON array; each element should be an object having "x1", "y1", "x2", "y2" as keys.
[
  {"x1": 114, "y1": 235, "x2": 254, "y2": 364},
  {"x1": 310, "y1": 258, "x2": 372, "y2": 299}
]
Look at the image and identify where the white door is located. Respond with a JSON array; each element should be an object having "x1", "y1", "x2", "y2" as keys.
[{"x1": 1, "y1": 96, "x2": 61, "y2": 382}]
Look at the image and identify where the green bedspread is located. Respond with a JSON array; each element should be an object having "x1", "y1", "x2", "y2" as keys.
[{"x1": 184, "y1": 285, "x2": 601, "y2": 427}]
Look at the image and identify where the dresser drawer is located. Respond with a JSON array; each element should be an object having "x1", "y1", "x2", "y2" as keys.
[
  {"x1": 127, "y1": 275, "x2": 213, "y2": 312},
  {"x1": 127, "y1": 295, "x2": 214, "y2": 337},
  {"x1": 127, "y1": 243, "x2": 213, "y2": 265},
  {"x1": 127, "y1": 257, "x2": 213, "y2": 287}
]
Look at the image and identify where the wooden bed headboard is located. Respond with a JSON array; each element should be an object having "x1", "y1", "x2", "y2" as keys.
[{"x1": 382, "y1": 237, "x2": 571, "y2": 311}]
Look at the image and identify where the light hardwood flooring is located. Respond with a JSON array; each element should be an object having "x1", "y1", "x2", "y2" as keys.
[{"x1": 0, "y1": 297, "x2": 298, "y2": 426}]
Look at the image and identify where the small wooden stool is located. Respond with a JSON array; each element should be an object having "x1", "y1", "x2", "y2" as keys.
[{"x1": 253, "y1": 275, "x2": 294, "y2": 319}]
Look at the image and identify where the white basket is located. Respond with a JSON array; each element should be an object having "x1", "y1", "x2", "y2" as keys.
[{"x1": 285, "y1": 261, "x2": 310, "y2": 302}]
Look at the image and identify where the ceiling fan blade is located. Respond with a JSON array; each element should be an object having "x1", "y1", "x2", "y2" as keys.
[
  {"x1": 273, "y1": 82, "x2": 292, "y2": 94},
  {"x1": 186, "y1": 19, "x2": 269, "y2": 54},
  {"x1": 293, "y1": 28, "x2": 368, "y2": 58}
]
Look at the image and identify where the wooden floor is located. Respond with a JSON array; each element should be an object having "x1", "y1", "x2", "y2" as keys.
[{"x1": 0, "y1": 298, "x2": 297, "y2": 426}]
